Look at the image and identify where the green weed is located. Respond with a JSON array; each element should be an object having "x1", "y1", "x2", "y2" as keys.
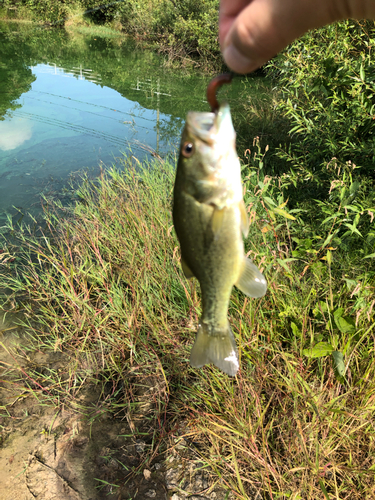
[{"x1": 1, "y1": 151, "x2": 374, "y2": 498}]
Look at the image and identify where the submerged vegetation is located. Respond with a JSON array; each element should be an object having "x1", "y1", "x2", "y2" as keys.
[{"x1": 0, "y1": 2, "x2": 375, "y2": 498}]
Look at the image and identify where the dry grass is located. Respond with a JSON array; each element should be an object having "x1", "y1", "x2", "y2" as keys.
[{"x1": 1, "y1": 154, "x2": 375, "y2": 499}]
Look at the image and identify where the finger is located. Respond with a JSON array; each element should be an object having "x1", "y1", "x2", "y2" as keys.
[
  {"x1": 219, "y1": 0, "x2": 252, "y2": 46},
  {"x1": 221, "y1": 0, "x2": 350, "y2": 74}
]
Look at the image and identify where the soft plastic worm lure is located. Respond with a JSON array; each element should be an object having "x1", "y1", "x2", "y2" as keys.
[{"x1": 206, "y1": 73, "x2": 233, "y2": 112}]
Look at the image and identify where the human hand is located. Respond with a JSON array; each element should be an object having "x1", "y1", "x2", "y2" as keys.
[{"x1": 219, "y1": 0, "x2": 375, "y2": 74}]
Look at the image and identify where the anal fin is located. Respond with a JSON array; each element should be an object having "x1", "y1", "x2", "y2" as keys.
[
  {"x1": 181, "y1": 256, "x2": 195, "y2": 279},
  {"x1": 235, "y1": 257, "x2": 267, "y2": 298}
]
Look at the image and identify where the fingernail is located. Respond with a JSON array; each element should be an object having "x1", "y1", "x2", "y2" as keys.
[{"x1": 223, "y1": 44, "x2": 255, "y2": 74}]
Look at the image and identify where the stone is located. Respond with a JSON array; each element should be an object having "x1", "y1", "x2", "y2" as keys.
[
  {"x1": 145, "y1": 489, "x2": 156, "y2": 497},
  {"x1": 144, "y1": 469, "x2": 152, "y2": 480},
  {"x1": 165, "y1": 467, "x2": 181, "y2": 489}
]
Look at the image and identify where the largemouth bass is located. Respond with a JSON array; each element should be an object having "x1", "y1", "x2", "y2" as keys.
[{"x1": 173, "y1": 76, "x2": 267, "y2": 376}]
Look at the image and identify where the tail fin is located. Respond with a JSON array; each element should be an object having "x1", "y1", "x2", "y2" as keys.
[{"x1": 189, "y1": 322, "x2": 239, "y2": 376}]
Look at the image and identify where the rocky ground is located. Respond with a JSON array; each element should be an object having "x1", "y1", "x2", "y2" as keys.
[{"x1": 0, "y1": 314, "x2": 237, "y2": 500}]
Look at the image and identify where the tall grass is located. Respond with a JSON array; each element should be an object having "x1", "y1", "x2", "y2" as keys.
[{"x1": 1, "y1": 153, "x2": 375, "y2": 499}]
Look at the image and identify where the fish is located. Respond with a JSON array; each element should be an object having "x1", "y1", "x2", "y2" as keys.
[{"x1": 172, "y1": 75, "x2": 267, "y2": 376}]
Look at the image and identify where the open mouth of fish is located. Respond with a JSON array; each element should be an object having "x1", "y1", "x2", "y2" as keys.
[{"x1": 186, "y1": 103, "x2": 235, "y2": 146}]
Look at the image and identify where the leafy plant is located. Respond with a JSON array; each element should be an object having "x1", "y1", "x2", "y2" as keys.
[
  {"x1": 262, "y1": 20, "x2": 375, "y2": 293},
  {"x1": 269, "y1": 21, "x2": 375, "y2": 177}
]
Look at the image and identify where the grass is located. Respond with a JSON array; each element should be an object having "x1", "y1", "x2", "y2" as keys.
[{"x1": 1, "y1": 152, "x2": 375, "y2": 499}]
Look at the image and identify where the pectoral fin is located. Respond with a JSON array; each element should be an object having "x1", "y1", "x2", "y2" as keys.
[
  {"x1": 235, "y1": 257, "x2": 267, "y2": 298},
  {"x1": 181, "y1": 256, "x2": 195, "y2": 279},
  {"x1": 211, "y1": 207, "x2": 225, "y2": 236},
  {"x1": 239, "y1": 200, "x2": 249, "y2": 237}
]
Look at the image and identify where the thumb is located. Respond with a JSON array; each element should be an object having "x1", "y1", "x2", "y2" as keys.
[{"x1": 221, "y1": 0, "x2": 348, "y2": 74}]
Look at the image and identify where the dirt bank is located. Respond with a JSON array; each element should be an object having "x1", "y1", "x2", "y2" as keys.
[{"x1": 0, "y1": 315, "x2": 235, "y2": 500}]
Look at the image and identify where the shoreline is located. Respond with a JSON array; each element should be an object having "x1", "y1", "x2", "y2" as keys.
[{"x1": 0, "y1": 3, "x2": 223, "y2": 71}]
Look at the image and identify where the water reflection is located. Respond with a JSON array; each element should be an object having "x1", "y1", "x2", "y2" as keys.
[
  {"x1": 35, "y1": 62, "x2": 103, "y2": 83},
  {"x1": 0, "y1": 50, "x2": 181, "y2": 218},
  {"x1": 0, "y1": 118, "x2": 33, "y2": 151},
  {"x1": 0, "y1": 22, "x2": 270, "y2": 224},
  {"x1": 15, "y1": 62, "x2": 158, "y2": 153}
]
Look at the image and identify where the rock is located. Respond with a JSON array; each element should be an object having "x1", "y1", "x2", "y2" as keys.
[
  {"x1": 145, "y1": 489, "x2": 156, "y2": 497},
  {"x1": 135, "y1": 439, "x2": 146, "y2": 453},
  {"x1": 144, "y1": 468, "x2": 152, "y2": 480},
  {"x1": 171, "y1": 494, "x2": 182, "y2": 500},
  {"x1": 165, "y1": 466, "x2": 181, "y2": 489},
  {"x1": 190, "y1": 471, "x2": 209, "y2": 493}
]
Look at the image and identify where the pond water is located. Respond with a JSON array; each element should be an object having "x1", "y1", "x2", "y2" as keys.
[{"x1": 0, "y1": 21, "x2": 269, "y2": 224}]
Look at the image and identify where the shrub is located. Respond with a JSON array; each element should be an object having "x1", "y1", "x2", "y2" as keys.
[
  {"x1": 268, "y1": 20, "x2": 375, "y2": 186},
  {"x1": 263, "y1": 21, "x2": 375, "y2": 270},
  {"x1": 117, "y1": 0, "x2": 221, "y2": 65},
  {"x1": 11, "y1": 0, "x2": 68, "y2": 23}
]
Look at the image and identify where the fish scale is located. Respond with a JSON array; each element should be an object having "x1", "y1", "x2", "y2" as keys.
[{"x1": 173, "y1": 85, "x2": 267, "y2": 376}]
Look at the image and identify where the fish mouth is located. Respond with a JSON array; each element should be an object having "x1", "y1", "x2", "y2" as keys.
[{"x1": 186, "y1": 103, "x2": 235, "y2": 145}]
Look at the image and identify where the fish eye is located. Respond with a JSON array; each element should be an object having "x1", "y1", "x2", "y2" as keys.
[{"x1": 182, "y1": 141, "x2": 194, "y2": 158}]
